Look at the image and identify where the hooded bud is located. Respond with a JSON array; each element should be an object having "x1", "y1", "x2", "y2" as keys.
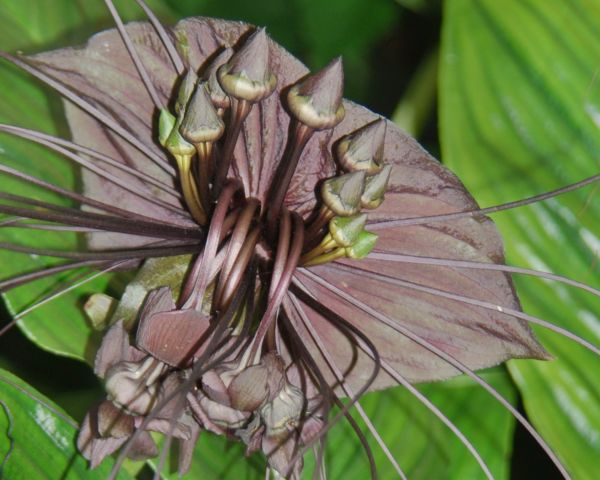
[
  {"x1": 329, "y1": 214, "x2": 367, "y2": 247},
  {"x1": 175, "y1": 69, "x2": 199, "y2": 114},
  {"x1": 206, "y1": 48, "x2": 233, "y2": 110},
  {"x1": 84, "y1": 293, "x2": 117, "y2": 330},
  {"x1": 260, "y1": 382, "x2": 304, "y2": 436},
  {"x1": 179, "y1": 82, "x2": 225, "y2": 144},
  {"x1": 217, "y1": 28, "x2": 277, "y2": 102},
  {"x1": 337, "y1": 119, "x2": 386, "y2": 174},
  {"x1": 287, "y1": 57, "x2": 345, "y2": 130},
  {"x1": 361, "y1": 164, "x2": 392, "y2": 209},
  {"x1": 158, "y1": 108, "x2": 176, "y2": 147},
  {"x1": 166, "y1": 114, "x2": 196, "y2": 158},
  {"x1": 228, "y1": 364, "x2": 270, "y2": 412},
  {"x1": 97, "y1": 401, "x2": 134, "y2": 438},
  {"x1": 104, "y1": 357, "x2": 165, "y2": 415},
  {"x1": 346, "y1": 230, "x2": 378, "y2": 259},
  {"x1": 321, "y1": 170, "x2": 366, "y2": 216}
]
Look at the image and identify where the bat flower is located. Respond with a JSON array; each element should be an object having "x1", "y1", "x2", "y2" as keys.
[{"x1": 0, "y1": 3, "x2": 565, "y2": 478}]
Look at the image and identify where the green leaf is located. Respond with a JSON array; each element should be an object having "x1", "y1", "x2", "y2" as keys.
[
  {"x1": 440, "y1": 0, "x2": 600, "y2": 477},
  {"x1": 0, "y1": 368, "x2": 133, "y2": 479},
  {"x1": 319, "y1": 369, "x2": 517, "y2": 480}
]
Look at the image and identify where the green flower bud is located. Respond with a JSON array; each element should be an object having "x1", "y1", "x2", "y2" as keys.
[
  {"x1": 321, "y1": 171, "x2": 366, "y2": 216},
  {"x1": 361, "y1": 164, "x2": 392, "y2": 209},
  {"x1": 179, "y1": 82, "x2": 225, "y2": 144},
  {"x1": 329, "y1": 214, "x2": 367, "y2": 247},
  {"x1": 158, "y1": 108, "x2": 176, "y2": 147},
  {"x1": 337, "y1": 119, "x2": 385, "y2": 174},
  {"x1": 346, "y1": 230, "x2": 378, "y2": 259},
  {"x1": 287, "y1": 57, "x2": 345, "y2": 130},
  {"x1": 217, "y1": 28, "x2": 277, "y2": 103},
  {"x1": 175, "y1": 69, "x2": 199, "y2": 114}
]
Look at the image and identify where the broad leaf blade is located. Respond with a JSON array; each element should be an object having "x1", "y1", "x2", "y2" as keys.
[
  {"x1": 440, "y1": 1, "x2": 600, "y2": 477},
  {"x1": 0, "y1": 369, "x2": 133, "y2": 479}
]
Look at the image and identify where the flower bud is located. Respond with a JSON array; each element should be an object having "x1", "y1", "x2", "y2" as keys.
[
  {"x1": 179, "y1": 82, "x2": 225, "y2": 144},
  {"x1": 337, "y1": 119, "x2": 385, "y2": 174},
  {"x1": 175, "y1": 69, "x2": 199, "y2": 114},
  {"x1": 329, "y1": 213, "x2": 367, "y2": 247},
  {"x1": 166, "y1": 114, "x2": 196, "y2": 158},
  {"x1": 260, "y1": 382, "x2": 304, "y2": 436},
  {"x1": 158, "y1": 108, "x2": 176, "y2": 147},
  {"x1": 217, "y1": 28, "x2": 277, "y2": 102},
  {"x1": 346, "y1": 230, "x2": 378, "y2": 259},
  {"x1": 205, "y1": 47, "x2": 233, "y2": 110},
  {"x1": 287, "y1": 57, "x2": 345, "y2": 130},
  {"x1": 321, "y1": 170, "x2": 366, "y2": 216},
  {"x1": 84, "y1": 293, "x2": 116, "y2": 331},
  {"x1": 104, "y1": 357, "x2": 165, "y2": 415},
  {"x1": 361, "y1": 164, "x2": 392, "y2": 209}
]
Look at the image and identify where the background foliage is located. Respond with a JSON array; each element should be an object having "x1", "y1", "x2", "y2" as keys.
[{"x1": 0, "y1": 0, "x2": 598, "y2": 478}]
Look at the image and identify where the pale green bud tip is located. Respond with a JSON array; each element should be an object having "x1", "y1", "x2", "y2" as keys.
[
  {"x1": 361, "y1": 164, "x2": 392, "y2": 209},
  {"x1": 287, "y1": 57, "x2": 345, "y2": 130},
  {"x1": 337, "y1": 119, "x2": 386, "y2": 174},
  {"x1": 217, "y1": 28, "x2": 277, "y2": 102},
  {"x1": 346, "y1": 230, "x2": 378, "y2": 259},
  {"x1": 179, "y1": 82, "x2": 225, "y2": 143},
  {"x1": 329, "y1": 214, "x2": 367, "y2": 247},
  {"x1": 321, "y1": 170, "x2": 366, "y2": 216},
  {"x1": 158, "y1": 108, "x2": 176, "y2": 147},
  {"x1": 175, "y1": 69, "x2": 199, "y2": 114},
  {"x1": 166, "y1": 114, "x2": 195, "y2": 158}
]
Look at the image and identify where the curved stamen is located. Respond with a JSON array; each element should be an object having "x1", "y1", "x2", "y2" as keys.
[
  {"x1": 183, "y1": 180, "x2": 240, "y2": 310},
  {"x1": 249, "y1": 213, "x2": 304, "y2": 361},
  {"x1": 217, "y1": 226, "x2": 260, "y2": 311},
  {"x1": 368, "y1": 251, "x2": 600, "y2": 298},
  {"x1": 212, "y1": 99, "x2": 253, "y2": 196},
  {"x1": 298, "y1": 268, "x2": 571, "y2": 479},
  {"x1": 213, "y1": 198, "x2": 259, "y2": 308},
  {"x1": 269, "y1": 208, "x2": 292, "y2": 298},
  {"x1": 266, "y1": 123, "x2": 314, "y2": 234},
  {"x1": 369, "y1": 174, "x2": 600, "y2": 230}
]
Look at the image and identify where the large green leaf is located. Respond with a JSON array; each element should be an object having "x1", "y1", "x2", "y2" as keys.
[
  {"x1": 440, "y1": 0, "x2": 600, "y2": 478},
  {"x1": 0, "y1": 369, "x2": 133, "y2": 479}
]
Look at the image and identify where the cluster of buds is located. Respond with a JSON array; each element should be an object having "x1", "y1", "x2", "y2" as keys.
[
  {"x1": 301, "y1": 120, "x2": 392, "y2": 266},
  {"x1": 80, "y1": 285, "x2": 324, "y2": 478}
]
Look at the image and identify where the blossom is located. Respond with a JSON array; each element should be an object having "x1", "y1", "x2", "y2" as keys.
[{"x1": 1, "y1": 4, "x2": 579, "y2": 479}]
